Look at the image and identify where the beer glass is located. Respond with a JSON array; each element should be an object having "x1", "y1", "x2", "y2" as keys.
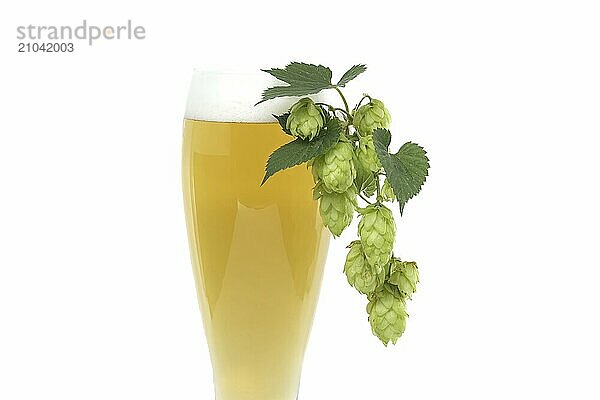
[{"x1": 182, "y1": 70, "x2": 330, "y2": 400}]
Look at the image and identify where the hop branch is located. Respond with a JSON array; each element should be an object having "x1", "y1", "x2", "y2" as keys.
[{"x1": 259, "y1": 62, "x2": 430, "y2": 345}]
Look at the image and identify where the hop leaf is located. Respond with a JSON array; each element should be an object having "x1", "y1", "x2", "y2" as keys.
[
  {"x1": 313, "y1": 141, "x2": 356, "y2": 193},
  {"x1": 367, "y1": 284, "x2": 408, "y2": 346},
  {"x1": 259, "y1": 63, "x2": 334, "y2": 103},
  {"x1": 372, "y1": 129, "x2": 430, "y2": 214},
  {"x1": 353, "y1": 99, "x2": 391, "y2": 135},
  {"x1": 344, "y1": 241, "x2": 385, "y2": 294},
  {"x1": 286, "y1": 98, "x2": 325, "y2": 140},
  {"x1": 358, "y1": 204, "x2": 395, "y2": 268},
  {"x1": 337, "y1": 64, "x2": 367, "y2": 87},
  {"x1": 319, "y1": 186, "x2": 356, "y2": 237},
  {"x1": 388, "y1": 259, "x2": 419, "y2": 298},
  {"x1": 259, "y1": 62, "x2": 367, "y2": 103},
  {"x1": 356, "y1": 134, "x2": 381, "y2": 172}
]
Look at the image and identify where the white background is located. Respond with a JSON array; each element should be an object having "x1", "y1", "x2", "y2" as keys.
[{"x1": 1, "y1": 0, "x2": 599, "y2": 399}]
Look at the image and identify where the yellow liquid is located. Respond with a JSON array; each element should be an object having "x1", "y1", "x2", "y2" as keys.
[{"x1": 182, "y1": 119, "x2": 330, "y2": 400}]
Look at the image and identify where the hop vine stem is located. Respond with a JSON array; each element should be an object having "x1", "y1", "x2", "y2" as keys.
[
  {"x1": 334, "y1": 108, "x2": 350, "y2": 118},
  {"x1": 316, "y1": 102, "x2": 350, "y2": 123},
  {"x1": 358, "y1": 193, "x2": 373, "y2": 205},
  {"x1": 353, "y1": 94, "x2": 370, "y2": 113},
  {"x1": 334, "y1": 87, "x2": 351, "y2": 117}
]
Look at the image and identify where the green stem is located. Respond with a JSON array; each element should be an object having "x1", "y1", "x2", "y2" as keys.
[
  {"x1": 334, "y1": 108, "x2": 349, "y2": 117},
  {"x1": 353, "y1": 94, "x2": 370, "y2": 113},
  {"x1": 334, "y1": 87, "x2": 351, "y2": 116},
  {"x1": 315, "y1": 102, "x2": 350, "y2": 122},
  {"x1": 315, "y1": 102, "x2": 330, "y2": 108},
  {"x1": 359, "y1": 193, "x2": 373, "y2": 205},
  {"x1": 375, "y1": 175, "x2": 382, "y2": 203}
]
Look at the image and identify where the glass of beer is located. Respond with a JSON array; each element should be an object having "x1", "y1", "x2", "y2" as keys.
[{"x1": 182, "y1": 70, "x2": 330, "y2": 400}]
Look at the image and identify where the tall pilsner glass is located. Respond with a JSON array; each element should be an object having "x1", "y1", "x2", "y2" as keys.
[{"x1": 182, "y1": 70, "x2": 330, "y2": 400}]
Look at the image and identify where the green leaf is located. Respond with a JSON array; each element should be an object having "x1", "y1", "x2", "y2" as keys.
[
  {"x1": 273, "y1": 113, "x2": 292, "y2": 135},
  {"x1": 265, "y1": 62, "x2": 333, "y2": 85},
  {"x1": 262, "y1": 117, "x2": 342, "y2": 185},
  {"x1": 373, "y1": 128, "x2": 430, "y2": 214},
  {"x1": 337, "y1": 64, "x2": 367, "y2": 87},
  {"x1": 258, "y1": 62, "x2": 335, "y2": 103}
]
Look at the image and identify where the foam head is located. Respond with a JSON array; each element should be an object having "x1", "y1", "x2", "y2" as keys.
[{"x1": 185, "y1": 69, "x2": 332, "y2": 123}]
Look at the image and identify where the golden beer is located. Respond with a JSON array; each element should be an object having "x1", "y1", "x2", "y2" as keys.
[{"x1": 182, "y1": 71, "x2": 330, "y2": 400}]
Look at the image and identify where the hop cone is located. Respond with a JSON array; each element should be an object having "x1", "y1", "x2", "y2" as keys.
[
  {"x1": 356, "y1": 134, "x2": 381, "y2": 172},
  {"x1": 344, "y1": 241, "x2": 385, "y2": 294},
  {"x1": 313, "y1": 141, "x2": 356, "y2": 193},
  {"x1": 353, "y1": 154, "x2": 377, "y2": 197},
  {"x1": 358, "y1": 204, "x2": 395, "y2": 268},
  {"x1": 353, "y1": 99, "x2": 391, "y2": 134},
  {"x1": 367, "y1": 284, "x2": 408, "y2": 346},
  {"x1": 388, "y1": 259, "x2": 419, "y2": 298},
  {"x1": 381, "y1": 178, "x2": 395, "y2": 201},
  {"x1": 286, "y1": 97, "x2": 324, "y2": 140},
  {"x1": 319, "y1": 186, "x2": 356, "y2": 237}
]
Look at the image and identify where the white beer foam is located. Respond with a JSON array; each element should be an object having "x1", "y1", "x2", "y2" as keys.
[{"x1": 185, "y1": 69, "x2": 333, "y2": 123}]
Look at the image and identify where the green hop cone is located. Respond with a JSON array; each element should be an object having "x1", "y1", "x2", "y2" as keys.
[
  {"x1": 367, "y1": 283, "x2": 408, "y2": 346},
  {"x1": 286, "y1": 97, "x2": 324, "y2": 140},
  {"x1": 344, "y1": 241, "x2": 385, "y2": 294},
  {"x1": 353, "y1": 99, "x2": 391, "y2": 134},
  {"x1": 313, "y1": 141, "x2": 356, "y2": 193},
  {"x1": 388, "y1": 259, "x2": 419, "y2": 298},
  {"x1": 381, "y1": 178, "x2": 395, "y2": 202},
  {"x1": 356, "y1": 134, "x2": 381, "y2": 172},
  {"x1": 353, "y1": 153, "x2": 377, "y2": 197},
  {"x1": 358, "y1": 204, "x2": 395, "y2": 268},
  {"x1": 319, "y1": 186, "x2": 356, "y2": 237}
]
